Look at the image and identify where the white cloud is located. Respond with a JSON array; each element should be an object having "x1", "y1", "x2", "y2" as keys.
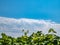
[{"x1": 0, "y1": 16, "x2": 60, "y2": 37}]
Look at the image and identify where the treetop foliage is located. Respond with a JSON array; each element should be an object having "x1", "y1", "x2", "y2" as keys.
[{"x1": 0, "y1": 28, "x2": 60, "y2": 45}]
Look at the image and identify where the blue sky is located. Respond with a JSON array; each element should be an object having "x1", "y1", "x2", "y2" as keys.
[{"x1": 0, "y1": 0, "x2": 60, "y2": 23}]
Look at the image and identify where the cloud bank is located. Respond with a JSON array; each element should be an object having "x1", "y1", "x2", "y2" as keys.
[{"x1": 0, "y1": 17, "x2": 60, "y2": 37}]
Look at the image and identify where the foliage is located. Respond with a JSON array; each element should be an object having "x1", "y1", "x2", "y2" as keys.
[{"x1": 0, "y1": 28, "x2": 60, "y2": 45}]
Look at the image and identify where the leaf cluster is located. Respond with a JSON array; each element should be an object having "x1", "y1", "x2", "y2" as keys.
[{"x1": 0, "y1": 28, "x2": 60, "y2": 45}]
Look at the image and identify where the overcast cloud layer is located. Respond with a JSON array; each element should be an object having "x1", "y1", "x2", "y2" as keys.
[{"x1": 0, "y1": 17, "x2": 60, "y2": 37}]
